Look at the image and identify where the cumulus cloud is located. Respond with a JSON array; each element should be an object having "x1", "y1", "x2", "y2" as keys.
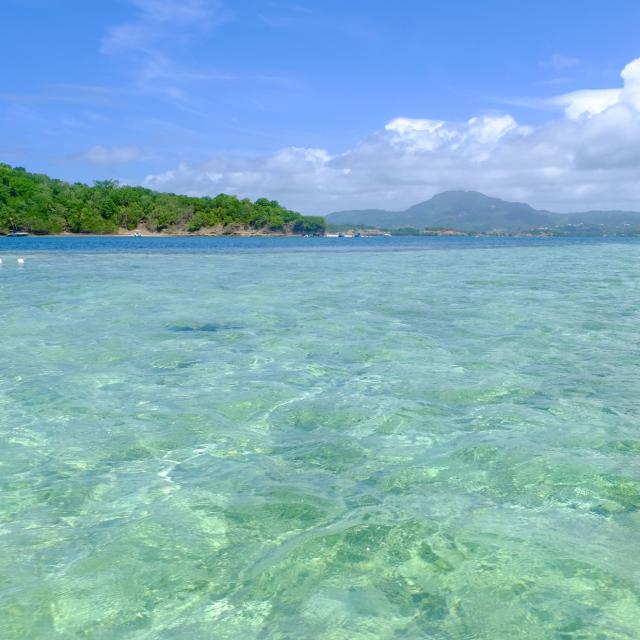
[
  {"x1": 551, "y1": 58, "x2": 640, "y2": 119},
  {"x1": 550, "y1": 88, "x2": 622, "y2": 120},
  {"x1": 83, "y1": 144, "x2": 144, "y2": 165},
  {"x1": 144, "y1": 57, "x2": 640, "y2": 214}
]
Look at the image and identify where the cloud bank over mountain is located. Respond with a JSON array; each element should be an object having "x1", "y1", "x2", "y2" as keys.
[{"x1": 143, "y1": 57, "x2": 640, "y2": 214}]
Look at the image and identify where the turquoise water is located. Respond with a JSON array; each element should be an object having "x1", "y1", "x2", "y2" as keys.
[{"x1": 1, "y1": 238, "x2": 640, "y2": 639}]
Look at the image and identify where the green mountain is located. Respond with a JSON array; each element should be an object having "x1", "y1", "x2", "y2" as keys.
[
  {"x1": 327, "y1": 190, "x2": 640, "y2": 232},
  {"x1": 0, "y1": 163, "x2": 325, "y2": 235}
]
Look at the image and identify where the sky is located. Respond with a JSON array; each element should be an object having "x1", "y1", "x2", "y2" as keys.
[{"x1": 3, "y1": 0, "x2": 640, "y2": 214}]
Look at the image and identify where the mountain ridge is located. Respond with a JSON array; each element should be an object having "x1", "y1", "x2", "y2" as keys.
[{"x1": 327, "y1": 191, "x2": 640, "y2": 231}]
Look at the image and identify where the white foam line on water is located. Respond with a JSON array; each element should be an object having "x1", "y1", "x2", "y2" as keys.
[
  {"x1": 156, "y1": 445, "x2": 218, "y2": 488},
  {"x1": 251, "y1": 388, "x2": 325, "y2": 431}
]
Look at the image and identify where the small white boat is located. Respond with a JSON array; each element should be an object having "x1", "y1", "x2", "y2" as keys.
[{"x1": 7, "y1": 231, "x2": 29, "y2": 237}]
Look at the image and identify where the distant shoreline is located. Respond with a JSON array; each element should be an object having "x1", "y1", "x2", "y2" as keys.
[
  {"x1": 1, "y1": 230, "x2": 316, "y2": 238},
  {"x1": 5, "y1": 226, "x2": 640, "y2": 239},
  {"x1": 4, "y1": 231, "x2": 640, "y2": 240}
]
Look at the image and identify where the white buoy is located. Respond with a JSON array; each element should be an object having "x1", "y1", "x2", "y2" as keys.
[{"x1": 17, "y1": 258, "x2": 24, "y2": 265}]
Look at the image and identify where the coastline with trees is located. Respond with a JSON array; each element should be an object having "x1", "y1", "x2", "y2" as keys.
[{"x1": 0, "y1": 164, "x2": 326, "y2": 236}]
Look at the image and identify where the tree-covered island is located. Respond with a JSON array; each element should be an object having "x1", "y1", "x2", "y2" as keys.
[{"x1": 0, "y1": 164, "x2": 326, "y2": 235}]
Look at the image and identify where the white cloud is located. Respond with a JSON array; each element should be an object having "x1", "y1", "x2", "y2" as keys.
[
  {"x1": 102, "y1": 0, "x2": 216, "y2": 54},
  {"x1": 83, "y1": 145, "x2": 144, "y2": 165},
  {"x1": 551, "y1": 89, "x2": 622, "y2": 120},
  {"x1": 620, "y1": 57, "x2": 640, "y2": 110},
  {"x1": 383, "y1": 118, "x2": 457, "y2": 152},
  {"x1": 552, "y1": 57, "x2": 640, "y2": 119},
  {"x1": 144, "y1": 57, "x2": 640, "y2": 214},
  {"x1": 549, "y1": 54, "x2": 581, "y2": 71},
  {"x1": 101, "y1": 0, "x2": 224, "y2": 104}
]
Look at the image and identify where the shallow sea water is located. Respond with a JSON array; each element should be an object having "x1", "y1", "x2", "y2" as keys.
[{"x1": 1, "y1": 237, "x2": 640, "y2": 639}]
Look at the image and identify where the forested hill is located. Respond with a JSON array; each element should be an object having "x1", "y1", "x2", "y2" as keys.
[
  {"x1": 0, "y1": 164, "x2": 325, "y2": 235},
  {"x1": 327, "y1": 190, "x2": 640, "y2": 232}
]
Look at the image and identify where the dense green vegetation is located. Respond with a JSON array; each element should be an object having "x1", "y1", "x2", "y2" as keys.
[{"x1": 0, "y1": 164, "x2": 326, "y2": 235}]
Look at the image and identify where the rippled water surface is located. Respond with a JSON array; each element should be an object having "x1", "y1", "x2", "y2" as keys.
[{"x1": 1, "y1": 237, "x2": 640, "y2": 639}]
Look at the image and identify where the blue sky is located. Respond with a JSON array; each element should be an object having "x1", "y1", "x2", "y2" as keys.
[{"x1": 3, "y1": 0, "x2": 640, "y2": 213}]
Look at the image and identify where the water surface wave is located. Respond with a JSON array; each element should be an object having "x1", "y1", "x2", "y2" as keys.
[{"x1": 1, "y1": 239, "x2": 640, "y2": 638}]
